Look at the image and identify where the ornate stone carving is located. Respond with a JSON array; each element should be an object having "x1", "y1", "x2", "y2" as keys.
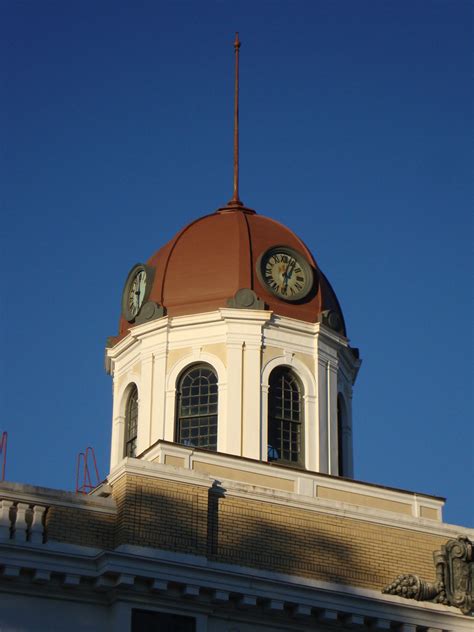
[{"x1": 382, "y1": 536, "x2": 473, "y2": 615}]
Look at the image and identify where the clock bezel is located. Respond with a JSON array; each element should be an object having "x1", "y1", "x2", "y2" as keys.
[
  {"x1": 122, "y1": 263, "x2": 154, "y2": 322},
  {"x1": 256, "y1": 245, "x2": 314, "y2": 302}
]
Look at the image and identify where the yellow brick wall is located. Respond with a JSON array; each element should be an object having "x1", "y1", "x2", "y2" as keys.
[
  {"x1": 44, "y1": 473, "x2": 449, "y2": 594},
  {"x1": 212, "y1": 494, "x2": 444, "y2": 589},
  {"x1": 113, "y1": 474, "x2": 208, "y2": 555},
  {"x1": 45, "y1": 505, "x2": 115, "y2": 549},
  {"x1": 110, "y1": 473, "x2": 447, "y2": 591}
]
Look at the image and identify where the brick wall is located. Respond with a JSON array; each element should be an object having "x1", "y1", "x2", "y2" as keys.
[
  {"x1": 45, "y1": 505, "x2": 115, "y2": 549},
  {"x1": 110, "y1": 473, "x2": 447, "y2": 591},
  {"x1": 212, "y1": 494, "x2": 443, "y2": 589},
  {"x1": 41, "y1": 473, "x2": 450, "y2": 591},
  {"x1": 113, "y1": 475, "x2": 208, "y2": 555}
]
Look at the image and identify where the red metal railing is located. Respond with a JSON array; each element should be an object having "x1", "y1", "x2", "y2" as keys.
[
  {"x1": 75, "y1": 446, "x2": 100, "y2": 494},
  {"x1": 0, "y1": 432, "x2": 7, "y2": 482}
]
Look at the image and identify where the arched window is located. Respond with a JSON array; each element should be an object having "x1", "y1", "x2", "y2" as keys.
[
  {"x1": 124, "y1": 384, "x2": 138, "y2": 457},
  {"x1": 176, "y1": 363, "x2": 218, "y2": 451},
  {"x1": 268, "y1": 367, "x2": 303, "y2": 466}
]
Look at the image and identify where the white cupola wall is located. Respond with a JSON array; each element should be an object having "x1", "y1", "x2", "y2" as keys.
[{"x1": 106, "y1": 308, "x2": 361, "y2": 479}]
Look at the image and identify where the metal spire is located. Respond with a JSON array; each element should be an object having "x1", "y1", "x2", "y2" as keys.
[{"x1": 228, "y1": 32, "x2": 243, "y2": 207}]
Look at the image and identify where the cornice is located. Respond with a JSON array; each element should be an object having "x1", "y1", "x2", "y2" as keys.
[
  {"x1": 269, "y1": 314, "x2": 318, "y2": 335},
  {"x1": 219, "y1": 307, "x2": 272, "y2": 324},
  {"x1": 108, "y1": 311, "x2": 357, "y2": 367},
  {"x1": 169, "y1": 310, "x2": 227, "y2": 329},
  {"x1": 0, "y1": 539, "x2": 470, "y2": 630},
  {"x1": 107, "y1": 317, "x2": 170, "y2": 359}
]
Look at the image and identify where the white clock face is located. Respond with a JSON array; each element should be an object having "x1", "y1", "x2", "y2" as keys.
[
  {"x1": 122, "y1": 264, "x2": 151, "y2": 322},
  {"x1": 128, "y1": 269, "x2": 147, "y2": 318},
  {"x1": 258, "y1": 247, "x2": 313, "y2": 301}
]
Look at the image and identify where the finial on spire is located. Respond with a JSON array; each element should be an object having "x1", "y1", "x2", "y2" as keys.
[
  {"x1": 228, "y1": 31, "x2": 243, "y2": 208},
  {"x1": 217, "y1": 33, "x2": 255, "y2": 214}
]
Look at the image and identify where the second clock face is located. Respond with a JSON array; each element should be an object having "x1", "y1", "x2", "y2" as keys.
[
  {"x1": 128, "y1": 268, "x2": 147, "y2": 318},
  {"x1": 122, "y1": 264, "x2": 152, "y2": 322},
  {"x1": 258, "y1": 246, "x2": 313, "y2": 301}
]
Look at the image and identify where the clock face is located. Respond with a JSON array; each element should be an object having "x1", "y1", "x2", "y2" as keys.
[
  {"x1": 257, "y1": 246, "x2": 313, "y2": 301},
  {"x1": 128, "y1": 269, "x2": 147, "y2": 318},
  {"x1": 122, "y1": 264, "x2": 151, "y2": 322}
]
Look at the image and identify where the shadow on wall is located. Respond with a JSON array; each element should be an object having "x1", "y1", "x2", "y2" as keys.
[
  {"x1": 46, "y1": 505, "x2": 115, "y2": 549},
  {"x1": 113, "y1": 476, "x2": 210, "y2": 557},
  {"x1": 206, "y1": 481, "x2": 363, "y2": 587},
  {"x1": 111, "y1": 476, "x2": 416, "y2": 590}
]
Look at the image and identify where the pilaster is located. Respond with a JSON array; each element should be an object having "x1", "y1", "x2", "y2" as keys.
[
  {"x1": 327, "y1": 359, "x2": 339, "y2": 475},
  {"x1": 242, "y1": 340, "x2": 263, "y2": 459},
  {"x1": 136, "y1": 353, "x2": 153, "y2": 454},
  {"x1": 150, "y1": 343, "x2": 168, "y2": 446},
  {"x1": 317, "y1": 357, "x2": 329, "y2": 474},
  {"x1": 222, "y1": 339, "x2": 243, "y2": 455},
  {"x1": 305, "y1": 393, "x2": 318, "y2": 471},
  {"x1": 110, "y1": 414, "x2": 125, "y2": 470}
]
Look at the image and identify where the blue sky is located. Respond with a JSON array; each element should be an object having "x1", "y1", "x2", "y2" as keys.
[{"x1": 2, "y1": 1, "x2": 472, "y2": 527}]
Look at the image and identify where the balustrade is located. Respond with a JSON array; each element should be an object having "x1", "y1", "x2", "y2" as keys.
[{"x1": 0, "y1": 499, "x2": 46, "y2": 543}]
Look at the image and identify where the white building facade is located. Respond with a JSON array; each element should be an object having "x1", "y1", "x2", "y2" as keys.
[{"x1": 108, "y1": 308, "x2": 359, "y2": 478}]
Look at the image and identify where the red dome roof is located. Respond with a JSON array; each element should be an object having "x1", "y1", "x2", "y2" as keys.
[{"x1": 118, "y1": 207, "x2": 345, "y2": 336}]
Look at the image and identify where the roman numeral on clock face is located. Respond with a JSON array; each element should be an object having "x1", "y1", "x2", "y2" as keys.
[{"x1": 259, "y1": 248, "x2": 312, "y2": 302}]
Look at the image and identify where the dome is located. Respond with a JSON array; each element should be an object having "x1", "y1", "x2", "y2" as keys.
[{"x1": 118, "y1": 207, "x2": 346, "y2": 336}]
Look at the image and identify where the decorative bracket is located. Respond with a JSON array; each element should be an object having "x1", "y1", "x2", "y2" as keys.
[
  {"x1": 135, "y1": 301, "x2": 165, "y2": 325},
  {"x1": 318, "y1": 309, "x2": 343, "y2": 333},
  {"x1": 227, "y1": 288, "x2": 265, "y2": 310}
]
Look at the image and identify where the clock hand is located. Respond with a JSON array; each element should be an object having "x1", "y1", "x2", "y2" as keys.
[
  {"x1": 283, "y1": 260, "x2": 296, "y2": 290},
  {"x1": 282, "y1": 259, "x2": 296, "y2": 294}
]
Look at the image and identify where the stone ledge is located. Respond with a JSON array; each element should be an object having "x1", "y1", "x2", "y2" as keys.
[{"x1": 0, "y1": 481, "x2": 116, "y2": 514}]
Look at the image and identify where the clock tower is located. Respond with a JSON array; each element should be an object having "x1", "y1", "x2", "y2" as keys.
[
  {"x1": 106, "y1": 203, "x2": 361, "y2": 479},
  {"x1": 106, "y1": 32, "x2": 360, "y2": 482}
]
